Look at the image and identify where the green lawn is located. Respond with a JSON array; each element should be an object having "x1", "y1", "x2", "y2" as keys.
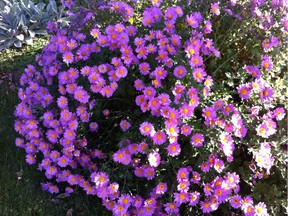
[{"x1": 0, "y1": 40, "x2": 109, "y2": 216}]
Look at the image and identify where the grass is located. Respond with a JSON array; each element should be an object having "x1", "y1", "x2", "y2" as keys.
[{"x1": 0, "y1": 39, "x2": 109, "y2": 216}]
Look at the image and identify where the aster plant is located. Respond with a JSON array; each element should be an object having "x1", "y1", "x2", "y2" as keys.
[{"x1": 14, "y1": 0, "x2": 287, "y2": 215}]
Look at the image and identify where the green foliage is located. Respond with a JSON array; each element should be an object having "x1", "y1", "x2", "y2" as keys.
[{"x1": 0, "y1": 0, "x2": 67, "y2": 50}]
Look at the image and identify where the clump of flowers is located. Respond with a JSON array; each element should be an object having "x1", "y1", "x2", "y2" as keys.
[{"x1": 14, "y1": 0, "x2": 287, "y2": 215}]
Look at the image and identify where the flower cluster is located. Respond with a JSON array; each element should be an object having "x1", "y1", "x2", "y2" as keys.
[{"x1": 14, "y1": 0, "x2": 287, "y2": 215}]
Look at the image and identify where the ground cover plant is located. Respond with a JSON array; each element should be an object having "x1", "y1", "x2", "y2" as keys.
[
  {"x1": 13, "y1": 0, "x2": 287, "y2": 215},
  {"x1": 0, "y1": 0, "x2": 68, "y2": 49}
]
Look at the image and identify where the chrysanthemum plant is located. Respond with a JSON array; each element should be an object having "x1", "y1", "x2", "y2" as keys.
[{"x1": 14, "y1": 0, "x2": 287, "y2": 215}]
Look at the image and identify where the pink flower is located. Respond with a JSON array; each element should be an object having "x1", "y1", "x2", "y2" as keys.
[
  {"x1": 191, "y1": 133, "x2": 204, "y2": 147},
  {"x1": 113, "y1": 150, "x2": 131, "y2": 165},
  {"x1": 120, "y1": 120, "x2": 131, "y2": 131},
  {"x1": 230, "y1": 195, "x2": 243, "y2": 208},
  {"x1": 167, "y1": 142, "x2": 181, "y2": 157},
  {"x1": 144, "y1": 166, "x2": 155, "y2": 180},
  {"x1": 152, "y1": 131, "x2": 167, "y2": 145},
  {"x1": 155, "y1": 182, "x2": 167, "y2": 195},
  {"x1": 211, "y1": 2, "x2": 220, "y2": 16},
  {"x1": 189, "y1": 191, "x2": 200, "y2": 206},
  {"x1": 173, "y1": 65, "x2": 187, "y2": 79},
  {"x1": 164, "y1": 202, "x2": 179, "y2": 214},
  {"x1": 193, "y1": 67, "x2": 206, "y2": 82},
  {"x1": 201, "y1": 200, "x2": 213, "y2": 213},
  {"x1": 74, "y1": 87, "x2": 90, "y2": 103},
  {"x1": 63, "y1": 52, "x2": 74, "y2": 64},
  {"x1": 181, "y1": 124, "x2": 192, "y2": 136},
  {"x1": 237, "y1": 84, "x2": 252, "y2": 99},
  {"x1": 139, "y1": 121, "x2": 155, "y2": 137}
]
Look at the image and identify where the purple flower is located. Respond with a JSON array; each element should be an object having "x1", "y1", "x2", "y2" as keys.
[
  {"x1": 152, "y1": 131, "x2": 167, "y2": 145},
  {"x1": 261, "y1": 55, "x2": 273, "y2": 71},
  {"x1": 189, "y1": 191, "x2": 200, "y2": 206},
  {"x1": 155, "y1": 182, "x2": 167, "y2": 195},
  {"x1": 211, "y1": 2, "x2": 220, "y2": 16},
  {"x1": 120, "y1": 120, "x2": 131, "y2": 131},
  {"x1": 167, "y1": 142, "x2": 181, "y2": 157},
  {"x1": 237, "y1": 84, "x2": 252, "y2": 99},
  {"x1": 164, "y1": 202, "x2": 179, "y2": 214},
  {"x1": 139, "y1": 121, "x2": 155, "y2": 137},
  {"x1": 230, "y1": 195, "x2": 243, "y2": 208},
  {"x1": 193, "y1": 67, "x2": 206, "y2": 82},
  {"x1": 191, "y1": 133, "x2": 205, "y2": 147},
  {"x1": 200, "y1": 200, "x2": 213, "y2": 213}
]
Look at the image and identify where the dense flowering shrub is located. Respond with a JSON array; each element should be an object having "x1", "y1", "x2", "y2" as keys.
[{"x1": 14, "y1": 0, "x2": 287, "y2": 215}]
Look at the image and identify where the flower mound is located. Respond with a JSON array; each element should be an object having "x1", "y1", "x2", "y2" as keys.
[{"x1": 14, "y1": 0, "x2": 287, "y2": 215}]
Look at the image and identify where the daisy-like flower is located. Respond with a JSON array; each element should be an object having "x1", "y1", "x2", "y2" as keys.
[
  {"x1": 179, "y1": 103, "x2": 194, "y2": 118},
  {"x1": 74, "y1": 87, "x2": 90, "y2": 104},
  {"x1": 230, "y1": 195, "x2": 243, "y2": 209},
  {"x1": 193, "y1": 67, "x2": 207, "y2": 82},
  {"x1": 120, "y1": 120, "x2": 131, "y2": 131},
  {"x1": 148, "y1": 97, "x2": 161, "y2": 111},
  {"x1": 200, "y1": 162, "x2": 210, "y2": 173},
  {"x1": 118, "y1": 194, "x2": 132, "y2": 209},
  {"x1": 177, "y1": 181, "x2": 190, "y2": 192},
  {"x1": 189, "y1": 191, "x2": 200, "y2": 206},
  {"x1": 165, "y1": 122, "x2": 179, "y2": 137},
  {"x1": 152, "y1": 131, "x2": 167, "y2": 145},
  {"x1": 237, "y1": 84, "x2": 252, "y2": 99},
  {"x1": 164, "y1": 202, "x2": 179, "y2": 214},
  {"x1": 143, "y1": 86, "x2": 156, "y2": 99},
  {"x1": 273, "y1": 107, "x2": 285, "y2": 121},
  {"x1": 225, "y1": 172, "x2": 240, "y2": 188},
  {"x1": 139, "y1": 121, "x2": 155, "y2": 137},
  {"x1": 89, "y1": 122, "x2": 98, "y2": 132},
  {"x1": 112, "y1": 204, "x2": 127, "y2": 216},
  {"x1": 153, "y1": 66, "x2": 167, "y2": 80},
  {"x1": 155, "y1": 182, "x2": 167, "y2": 195},
  {"x1": 148, "y1": 152, "x2": 161, "y2": 167},
  {"x1": 167, "y1": 142, "x2": 181, "y2": 157},
  {"x1": 202, "y1": 107, "x2": 217, "y2": 120},
  {"x1": 214, "y1": 158, "x2": 225, "y2": 173},
  {"x1": 174, "y1": 191, "x2": 189, "y2": 204},
  {"x1": 254, "y1": 202, "x2": 269, "y2": 216},
  {"x1": 63, "y1": 52, "x2": 74, "y2": 64},
  {"x1": 211, "y1": 2, "x2": 220, "y2": 16},
  {"x1": 186, "y1": 14, "x2": 199, "y2": 28},
  {"x1": 256, "y1": 123, "x2": 269, "y2": 138},
  {"x1": 158, "y1": 93, "x2": 171, "y2": 106},
  {"x1": 181, "y1": 124, "x2": 192, "y2": 136},
  {"x1": 134, "y1": 79, "x2": 144, "y2": 91},
  {"x1": 115, "y1": 66, "x2": 128, "y2": 78},
  {"x1": 142, "y1": 13, "x2": 154, "y2": 27},
  {"x1": 177, "y1": 167, "x2": 190, "y2": 182},
  {"x1": 191, "y1": 133, "x2": 204, "y2": 147},
  {"x1": 173, "y1": 65, "x2": 187, "y2": 79},
  {"x1": 201, "y1": 200, "x2": 213, "y2": 213},
  {"x1": 259, "y1": 86, "x2": 274, "y2": 102},
  {"x1": 261, "y1": 55, "x2": 273, "y2": 71},
  {"x1": 204, "y1": 75, "x2": 214, "y2": 87},
  {"x1": 101, "y1": 86, "x2": 114, "y2": 98},
  {"x1": 204, "y1": 20, "x2": 213, "y2": 34},
  {"x1": 246, "y1": 65, "x2": 261, "y2": 78},
  {"x1": 144, "y1": 166, "x2": 155, "y2": 180},
  {"x1": 190, "y1": 55, "x2": 203, "y2": 67},
  {"x1": 57, "y1": 155, "x2": 69, "y2": 167},
  {"x1": 113, "y1": 150, "x2": 131, "y2": 165}
]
